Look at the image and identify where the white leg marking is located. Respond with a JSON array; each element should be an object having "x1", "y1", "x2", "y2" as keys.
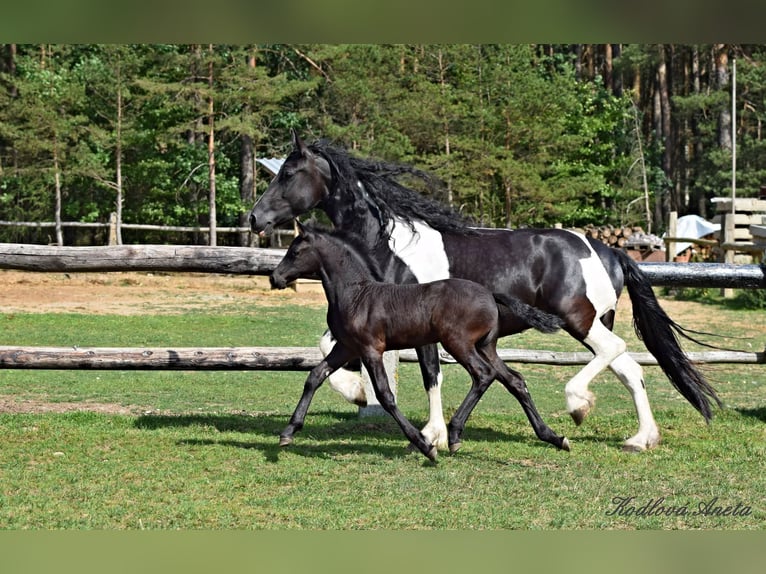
[
  {"x1": 565, "y1": 321, "x2": 625, "y2": 424},
  {"x1": 419, "y1": 371, "x2": 448, "y2": 450},
  {"x1": 609, "y1": 353, "x2": 661, "y2": 451},
  {"x1": 563, "y1": 231, "x2": 625, "y2": 426},
  {"x1": 319, "y1": 331, "x2": 366, "y2": 406}
]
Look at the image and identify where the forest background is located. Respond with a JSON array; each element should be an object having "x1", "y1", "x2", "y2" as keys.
[{"x1": 0, "y1": 44, "x2": 762, "y2": 247}]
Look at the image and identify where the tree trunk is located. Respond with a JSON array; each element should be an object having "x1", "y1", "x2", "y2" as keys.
[
  {"x1": 658, "y1": 45, "x2": 674, "y2": 214},
  {"x1": 611, "y1": 44, "x2": 622, "y2": 97},
  {"x1": 238, "y1": 49, "x2": 256, "y2": 247},
  {"x1": 604, "y1": 43, "x2": 613, "y2": 94},
  {"x1": 436, "y1": 48, "x2": 453, "y2": 206},
  {"x1": 207, "y1": 45, "x2": 217, "y2": 247},
  {"x1": 115, "y1": 57, "x2": 124, "y2": 245},
  {"x1": 716, "y1": 45, "x2": 732, "y2": 151},
  {"x1": 53, "y1": 141, "x2": 63, "y2": 246}
]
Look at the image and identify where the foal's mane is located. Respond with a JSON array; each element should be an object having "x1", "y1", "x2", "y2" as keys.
[
  {"x1": 307, "y1": 140, "x2": 477, "y2": 235},
  {"x1": 304, "y1": 222, "x2": 387, "y2": 282}
]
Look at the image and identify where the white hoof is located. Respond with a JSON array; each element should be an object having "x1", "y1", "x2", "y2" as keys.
[
  {"x1": 420, "y1": 422, "x2": 448, "y2": 451},
  {"x1": 622, "y1": 431, "x2": 661, "y2": 453}
]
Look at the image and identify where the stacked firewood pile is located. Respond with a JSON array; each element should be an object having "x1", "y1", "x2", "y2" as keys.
[{"x1": 578, "y1": 224, "x2": 653, "y2": 248}]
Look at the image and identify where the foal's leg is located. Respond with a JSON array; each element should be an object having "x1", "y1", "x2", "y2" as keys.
[
  {"x1": 444, "y1": 349, "x2": 496, "y2": 454},
  {"x1": 415, "y1": 344, "x2": 448, "y2": 450},
  {"x1": 447, "y1": 345, "x2": 569, "y2": 453},
  {"x1": 362, "y1": 353, "x2": 438, "y2": 462},
  {"x1": 488, "y1": 357, "x2": 570, "y2": 451},
  {"x1": 279, "y1": 343, "x2": 356, "y2": 447}
]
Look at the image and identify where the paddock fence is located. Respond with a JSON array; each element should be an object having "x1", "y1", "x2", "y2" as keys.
[{"x1": 1, "y1": 243, "x2": 764, "y2": 372}]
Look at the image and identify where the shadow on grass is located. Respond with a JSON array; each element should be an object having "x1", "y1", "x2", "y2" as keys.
[
  {"x1": 134, "y1": 411, "x2": 567, "y2": 462},
  {"x1": 735, "y1": 406, "x2": 766, "y2": 423}
]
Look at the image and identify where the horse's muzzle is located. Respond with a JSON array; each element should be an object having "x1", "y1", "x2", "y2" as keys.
[
  {"x1": 249, "y1": 212, "x2": 273, "y2": 237},
  {"x1": 270, "y1": 273, "x2": 287, "y2": 290}
]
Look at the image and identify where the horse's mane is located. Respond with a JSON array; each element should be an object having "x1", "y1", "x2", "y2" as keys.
[
  {"x1": 308, "y1": 139, "x2": 477, "y2": 235},
  {"x1": 302, "y1": 221, "x2": 387, "y2": 282}
]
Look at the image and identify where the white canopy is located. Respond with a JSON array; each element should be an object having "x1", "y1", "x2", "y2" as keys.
[{"x1": 667, "y1": 214, "x2": 720, "y2": 256}]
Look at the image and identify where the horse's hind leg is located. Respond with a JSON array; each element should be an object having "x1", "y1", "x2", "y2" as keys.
[
  {"x1": 609, "y1": 353, "x2": 660, "y2": 452},
  {"x1": 415, "y1": 344, "x2": 448, "y2": 450},
  {"x1": 362, "y1": 353, "x2": 438, "y2": 462},
  {"x1": 565, "y1": 320, "x2": 623, "y2": 425},
  {"x1": 280, "y1": 343, "x2": 356, "y2": 447}
]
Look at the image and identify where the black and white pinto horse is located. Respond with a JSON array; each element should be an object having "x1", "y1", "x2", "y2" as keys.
[
  {"x1": 250, "y1": 132, "x2": 722, "y2": 452},
  {"x1": 270, "y1": 222, "x2": 570, "y2": 460}
]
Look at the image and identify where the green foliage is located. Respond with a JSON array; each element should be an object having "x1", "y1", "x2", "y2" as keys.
[
  {"x1": 665, "y1": 286, "x2": 766, "y2": 310},
  {"x1": 3, "y1": 44, "x2": 766, "y2": 241}
]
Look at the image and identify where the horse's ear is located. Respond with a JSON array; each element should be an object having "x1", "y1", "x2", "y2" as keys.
[
  {"x1": 296, "y1": 219, "x2": 309, "y2": 237},
  {"x1": 291, "y1": 129, "x2": 311, "y2": 158}
]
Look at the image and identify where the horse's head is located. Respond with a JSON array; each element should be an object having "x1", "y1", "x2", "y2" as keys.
[
  {"x1": 249, "y1": 130, "x2": 332, "y2": 236},
  {"x1": 270, "y1": 222, "x2": 323, "y2": 289}
]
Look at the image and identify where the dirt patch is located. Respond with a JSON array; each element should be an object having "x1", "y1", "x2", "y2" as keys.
[
  {"x1": 0, "y1": 269, "x2": 326, "y2": 315},
  {"x1": 0, "y1": 395, "x2": 146, "y2": 415}
]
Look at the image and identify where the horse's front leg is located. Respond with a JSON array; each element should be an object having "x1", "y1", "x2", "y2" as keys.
[
  {"x1": 320, "y1": 329, "x2": 367, "y2": 407},
  {"x1": 362, "y1": 353, "x2": 438, "y2": 462},
  {"x1": 280, "y1": 343, "x2": 356, "y2": 447},
  {"x1": 414, "y1": 344, "x2": 448, "y2": 450}
]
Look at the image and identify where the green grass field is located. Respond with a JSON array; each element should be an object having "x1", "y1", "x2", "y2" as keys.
[{"x1": 0, "y1": 280, "x2": 764, "y2": 529}]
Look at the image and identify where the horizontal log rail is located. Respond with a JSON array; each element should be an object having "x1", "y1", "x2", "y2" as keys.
[
  {"x1": 1, "y1": 346, "x2": 763, "y2": 370},
  {"x1": 0, "y1": 243, "x2": 285, "y2": 275},
  {"x1": 1, "y1": 243, "x2": 765, "y2": 288}
]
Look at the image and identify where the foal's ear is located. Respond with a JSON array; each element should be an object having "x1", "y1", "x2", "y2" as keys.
[{"x1": 296, "y1": 219, "x2": 308, "y2": 237}]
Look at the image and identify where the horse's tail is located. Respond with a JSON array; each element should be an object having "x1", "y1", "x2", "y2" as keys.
[
  {"x1": 493, "y1": 293, "x2": 564, "y2": 334},
  {"x1": 613, "y1": 249, "x2": 722, "y2": 422}
]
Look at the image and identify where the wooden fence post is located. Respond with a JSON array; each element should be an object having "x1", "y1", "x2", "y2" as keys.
[
  {"x1": 667, "y1": 211, "x2": 678, "y2": 262},
  {"x1": 108, "y1": 212, "x2": 118, "y2": 246},
  {"x1": 722, "y1": 212, "x2": 736, "y2": 298}
]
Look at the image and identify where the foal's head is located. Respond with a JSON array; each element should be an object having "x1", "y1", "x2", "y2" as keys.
[
  {"x1": 270, "y1": 223, "x2": 384, "y2": 290},
  {"x1": 270, "y1": 225, "x2": 323, "y2": 289}
]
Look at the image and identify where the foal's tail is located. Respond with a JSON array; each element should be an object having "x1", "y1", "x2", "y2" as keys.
[
  {"x1": 613, "y1": 249, "x2": 722, "y2": 422},
  {"x1": 493, "y1": 293, "x2": 564, "y2": 334}
]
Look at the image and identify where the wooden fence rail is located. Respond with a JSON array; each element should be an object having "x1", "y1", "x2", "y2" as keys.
[
  {"x1": 1, "y1": 243, "x2": 765, "y2": 288},
  {"x1": 0, "y1": 243, "x2": 763, "y2": 375},
  {"x1": 0, "y1": 243, "x2": 285, "y2": 275},
  {"x1": 0, "y1": 346, "x2": 763, "y2": 371}
]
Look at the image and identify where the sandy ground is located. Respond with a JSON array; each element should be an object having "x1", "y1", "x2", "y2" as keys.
[
  {"x1": 0, "y1": 269, "x2": 326, "y2": 315},
  {"x1": 0, "y1": 269, "x2": 326, "y2": 414}
]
